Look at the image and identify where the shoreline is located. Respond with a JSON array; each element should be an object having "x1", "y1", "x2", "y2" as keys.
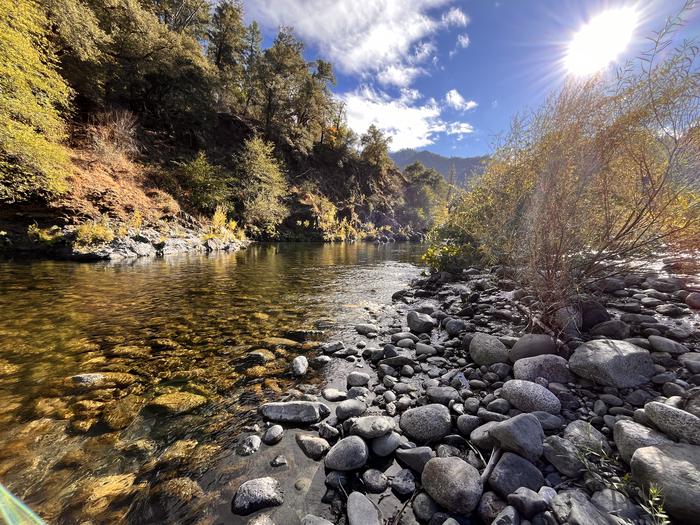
[{"x1": 223, "y1": 265, "x2": 700, "y2": 524}]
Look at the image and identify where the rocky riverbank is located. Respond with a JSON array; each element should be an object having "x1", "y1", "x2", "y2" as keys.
[
  {"x1": 227, "y1": 266, "x2": 700, "y2": 524},
  {"x1": 0, "y1": 217, "x2": 250, "y2": 261}
]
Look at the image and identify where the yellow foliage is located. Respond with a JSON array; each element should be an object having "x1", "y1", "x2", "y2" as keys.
[
  {"x1": 0, "y1": 0, "x2": 71, "y2": 203},
  {"x1": 27, "y1": 224, "x2": 63, "y2": 244},
  {"x1": 75, "y1": 219, "x2": 115, "y2": 246}
]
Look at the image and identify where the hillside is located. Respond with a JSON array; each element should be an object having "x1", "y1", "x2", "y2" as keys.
[{"x1": 391, "y1": 149, "x2": 487, "y2": 186}]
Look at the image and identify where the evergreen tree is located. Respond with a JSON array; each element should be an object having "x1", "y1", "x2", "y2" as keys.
[
  {"x1": 360, "y1": 124, "x2": 393, "y2": 172},
  {"x1": 233, "y1": 137, "x2": 289, "y2": 236},
  {"x1": 241, "y1": 21, "x2": 263, "y2": 115}
]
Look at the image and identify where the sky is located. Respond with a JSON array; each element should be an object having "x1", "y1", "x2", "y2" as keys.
[{"x1": 243, "y1": 0, "x2": 699, "y2": 158}]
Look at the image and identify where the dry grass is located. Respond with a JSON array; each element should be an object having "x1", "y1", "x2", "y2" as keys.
[{"x1": 53, "y1": 147, "x2": 180, "y2": 225}]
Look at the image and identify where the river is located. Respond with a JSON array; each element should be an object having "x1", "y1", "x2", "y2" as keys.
[{"x1": 0, "y1": 242, "x2": 425, "y2": 524}]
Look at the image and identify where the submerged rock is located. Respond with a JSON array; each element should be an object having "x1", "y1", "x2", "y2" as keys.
[{"x1": 146, "y1": 392, "x2": 207, "y2": 415}]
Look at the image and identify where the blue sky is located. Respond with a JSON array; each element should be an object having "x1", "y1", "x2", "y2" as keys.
[{"x1": 244, "y1": 0, "x2": 698, "y2": 157}]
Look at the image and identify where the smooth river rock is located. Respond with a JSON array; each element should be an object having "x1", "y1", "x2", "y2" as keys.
[
  {"x1": 470, "y1": 333, "x2": 509, "y2": 365},
  {"x1": 347, "y1": 491, "x2": 381, "y2": 525},
  {"x1": 644, "y1": 401, "x2": 700, "y2": 445},
  {"x1": 399, "y1": 403, "x2": 452, "y2": 442},
  {"x1": 231, "y1": 477, "x2": 283, "y2": 515},
  {"x1": 325, "y1": 436, "x2": 369, "y2": 471},
  {"x1": 259, "y1": 401, "x2": 329, "y2": 424},
  {"x1": 422, "y1": 457, "x2": 483, "y2": 514},
  {"x1": 500, "y1": 380, "x2": 561, "y2": 414}
]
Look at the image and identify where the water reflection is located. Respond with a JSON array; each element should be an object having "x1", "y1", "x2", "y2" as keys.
[{"x1": 0, "y1": 242, "x2": 424, "y2": 524}]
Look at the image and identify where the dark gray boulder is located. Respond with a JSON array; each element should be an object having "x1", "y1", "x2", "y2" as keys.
[{"x1": 422, "y1": 457, "x2": 483, "y2": 514}]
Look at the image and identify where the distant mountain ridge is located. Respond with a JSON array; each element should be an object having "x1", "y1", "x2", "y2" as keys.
[{"x1": 391, "y1": 149, "x2": 487, "y2": 186}]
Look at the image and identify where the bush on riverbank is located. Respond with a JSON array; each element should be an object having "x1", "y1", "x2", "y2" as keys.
[{"x1": 428, "y1": 16, "x2": 700, "y2": 310}]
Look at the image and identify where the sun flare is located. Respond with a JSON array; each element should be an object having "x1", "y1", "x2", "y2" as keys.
[{"x1": 565, "y1": 7, "x2": 639, "y2": 76}]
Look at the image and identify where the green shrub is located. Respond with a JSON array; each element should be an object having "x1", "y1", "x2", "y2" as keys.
[{"x1": 176, "y1": 152, "x2": 229, "y2": 213}]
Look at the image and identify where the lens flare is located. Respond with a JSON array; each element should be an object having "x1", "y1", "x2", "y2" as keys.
[{"x1": 565, "y1": 7, "x2": 639, "y2": 76}]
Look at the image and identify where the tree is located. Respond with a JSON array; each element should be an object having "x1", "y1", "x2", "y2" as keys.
[
  {"x1": 361, "y1": 124, "x2": 393, "y2": 172},
  {"x1": 233, "y1": 137, "x2": 289, "y2": 236},
  {"x1": 0, "y1": 0, "x2": 71, "y2": 203},
  {"x1": 208, "y1": 1, "x2": 245, "y2": 72},
  {"x1": 258, "y1": 27, "x2": 307, "y2": 141},
  {"x1": 145, "y1": 0, "x2": 210, "y2": 38},
  {"x1": 208, "y1": 0, "x2": 246, "y2": 109},
  {"x1": 241, "y1": 21, "x2": 263, "y2": 114},
  {"x1": 400, "y1": 162, "x2": 449, "y2": 230}
]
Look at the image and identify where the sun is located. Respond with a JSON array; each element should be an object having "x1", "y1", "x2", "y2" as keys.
[{"x1": 565, "y1": 7, "x2": 639, "y2": 76}]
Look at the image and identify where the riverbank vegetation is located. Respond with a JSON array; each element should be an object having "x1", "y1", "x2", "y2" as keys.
[
  {"x1": 427, "y1": 9, "x2": 700, "y2": 312},
  {"x1": 0, "y1": 0, "x2": 454, "y2": 245}
]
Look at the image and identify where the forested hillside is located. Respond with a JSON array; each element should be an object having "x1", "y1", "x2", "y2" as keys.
[
  {"x1": 391, "y1": 149, "x2": 487, "y2": 187},
  {"x1": 0, "y1": 0, "x2": 453, "y2": 246}
]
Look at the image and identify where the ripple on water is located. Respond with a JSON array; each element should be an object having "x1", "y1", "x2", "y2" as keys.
[{"x1": 0, "y1": 242, "x2": 424, "y2": 523}]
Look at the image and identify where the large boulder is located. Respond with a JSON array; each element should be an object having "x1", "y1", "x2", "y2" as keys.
[
  {"x1": 489, "y1": 413, "x2": 544, "y2": 462},
  {"x1": 509, "y1": 334, "x2": 557, "y2": 362},
  {"x1": 407, "y1": 311, "x2": 436, "y2": 334},
  {"x1": 500, "y1": 380, "x2": 561, "y2": 414},
  {"x1": 569, "y1": 340, "x2": 654, "y2": 388},
  {"x1": 470, "y1": 333, "x2": 509, "y2": 365},
  {"x1": 422, "y1": 457, "x2": 483, "y2": 514},
  {"x1": 631, "y1": 444, "x2": 700, "y2": 523},
  {"x1": 644, "y1": 401, "x2": 700, "y2": 445},
  {"x1": 259, "y1": 401, "x2": 329, "y2": 424},
  {"x1": 399, "y1": 404, "x2": 452, "y2": 443},
  {"x1": 613, "y1": 420, "x2": 673, "y2": 464},
  {"x1": 513, "y1": 354, "x2": 572, "y2": 383}
]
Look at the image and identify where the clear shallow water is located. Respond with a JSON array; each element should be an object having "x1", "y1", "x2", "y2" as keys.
[{"x1": 0, "y1": 242, "x2": 425, "y2": 524}]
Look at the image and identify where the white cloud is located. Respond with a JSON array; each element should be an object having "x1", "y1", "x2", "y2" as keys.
[
  {"x1": 449, "y1": 33, "x2": 470, "y2": 58},
  {"x1": 441, "y1": 7, "x2": 469, "y2": 27},
  {"x1": 377, "y1": 65, "x2": 425, "y2": 87},
  {"x1": 340, "y1": 86, "x2": 475, "y2": 150},
  {"x1": 445, "y1": 89, "x2": 478, "y2": 112},
  {"x1": 457, "y1": 33, "x2": 470, "y2": 48},
  {"x1": 245, "y1": 0, "x2": 458, "y2": 84},
  {"x1": 446, "y1": 122, "x2": 475, "y2": 140}
]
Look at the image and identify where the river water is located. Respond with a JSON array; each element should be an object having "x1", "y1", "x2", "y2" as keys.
[{"x1": 0, "y1": 242, "x2": 425, "y2": 524}]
